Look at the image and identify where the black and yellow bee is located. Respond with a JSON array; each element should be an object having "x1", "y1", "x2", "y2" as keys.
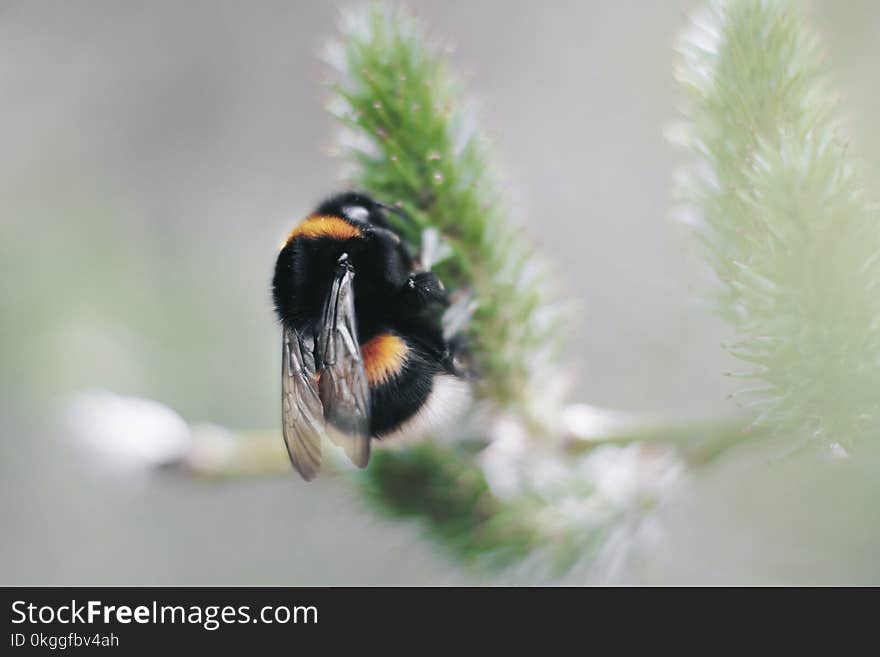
[{"x1": 272, "y1": 192, "x2": 470, "y2": 480}]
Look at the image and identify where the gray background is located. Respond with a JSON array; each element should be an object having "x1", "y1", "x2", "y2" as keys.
[{"x1": 2, "y1": 0, "x2": 879, "y2": 584}]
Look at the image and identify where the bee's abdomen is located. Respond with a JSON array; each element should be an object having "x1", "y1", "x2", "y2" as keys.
[{"x1": 363, "y1": 332, "x2": 470, "y2": 438}]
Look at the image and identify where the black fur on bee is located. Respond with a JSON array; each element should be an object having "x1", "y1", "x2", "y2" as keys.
[{"x1": 272, "y1": 192, "x2": 469, "y2": 480}]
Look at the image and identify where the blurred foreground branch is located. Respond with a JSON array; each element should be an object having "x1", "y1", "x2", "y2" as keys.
[{"x1": 673, "y1": 0, "x2": 880, "y2": 448}]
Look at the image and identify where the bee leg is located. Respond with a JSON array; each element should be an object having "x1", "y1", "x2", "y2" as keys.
[{"x1": 389, "y1": 272, "x2": 450, "y2": 362}]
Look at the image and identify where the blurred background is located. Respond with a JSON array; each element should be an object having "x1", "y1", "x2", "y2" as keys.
[{"x1": 2, "y1": 0, "x2": 879, "y2": 585}]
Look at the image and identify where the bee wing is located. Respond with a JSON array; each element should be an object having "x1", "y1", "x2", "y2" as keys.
[
  {"x1": 317, "y1": 259, "x2": 371, "y2": 468},
  {"x1": 281, "y1": 326, "x2": 325, "y2": 481}
]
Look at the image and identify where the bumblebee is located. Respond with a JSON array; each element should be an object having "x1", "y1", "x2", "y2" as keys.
[{"x1": 272, "y1": 192, "x2": 470, "y2": 480}]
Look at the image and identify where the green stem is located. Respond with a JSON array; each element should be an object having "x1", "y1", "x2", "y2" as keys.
[{"x1": 181, "y1": 409, "x2": 756, "y2": 480}]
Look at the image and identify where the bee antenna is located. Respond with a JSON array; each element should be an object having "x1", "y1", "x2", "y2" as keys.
[{"x1": 376, "y1": 201, "x2": 413, "y2": 223}]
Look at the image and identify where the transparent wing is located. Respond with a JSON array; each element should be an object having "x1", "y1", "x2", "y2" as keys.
[
  {"x1": 317, "y1": 257, "x2": 371, "y2": 468},
  {"x1": 281, "y1": 326, "x2": 325, "y2": 481}
]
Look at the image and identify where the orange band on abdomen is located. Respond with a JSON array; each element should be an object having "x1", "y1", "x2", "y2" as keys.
[{"x1": 361, "y1": 333, "x2": 408, "y2": 386}]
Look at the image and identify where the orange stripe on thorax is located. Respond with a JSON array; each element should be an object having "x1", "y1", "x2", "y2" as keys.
[
  {"x1": 284, "y1": 214, "x2": 363, "y2": 246},
  {"x1": 360, "y1": 333, "x2": 408, "y2": 386}
]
